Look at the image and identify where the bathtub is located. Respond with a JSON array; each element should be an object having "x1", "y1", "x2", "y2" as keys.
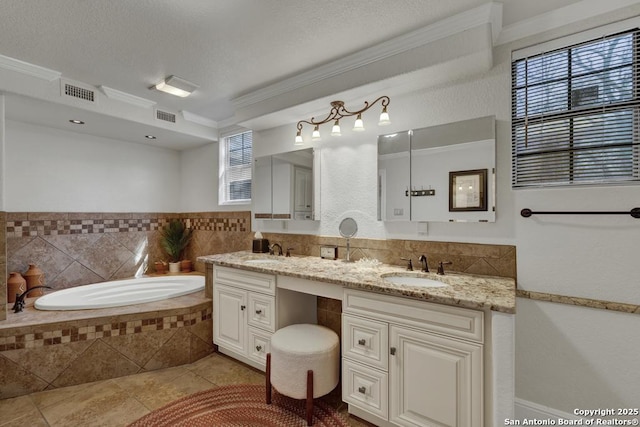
[{"x1": 34, "y1": 275, "x2": 205, "y2": 310}]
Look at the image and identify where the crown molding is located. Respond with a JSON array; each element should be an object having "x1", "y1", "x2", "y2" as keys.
[
  {"x1": 219, "y1": 124, "x2": 250, "y2": 138},
  {"x1": 232, "y1": 2, "x2": 502, "y2": 110},
  {"x1": 497, "y1": 0, "x2": 640, "y2": 45},
  {"x1": 99, "y1": 85, "x2": 156, "y2": 108},
  {"x1": 181, "y1": 110, "x2": 218, "y2": 128},
  {"x1": 0, "y1": 54, "x2": 61, "y2": 82}
]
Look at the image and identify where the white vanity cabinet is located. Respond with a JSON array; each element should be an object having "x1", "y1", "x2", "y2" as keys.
[
  {"x1": 342, "y1": 289, "x2": 484, "y2": 427},
  {"x1": 213, "y1": 266, "x2": 317, "y2": 371}
]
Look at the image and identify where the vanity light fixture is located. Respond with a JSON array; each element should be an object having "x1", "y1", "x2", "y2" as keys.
[
  {"x1": 69, "y1": 119, "x2": 85, "y2": 124},
  {"x1": 151, "y1": 75, "x2": 198, "y2": 98},
  {"x1": 294, "y1": 96, "x2": 390, "y2": 145}
]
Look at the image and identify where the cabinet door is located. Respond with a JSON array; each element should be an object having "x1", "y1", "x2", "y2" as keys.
[
  {"x1": 294, "y1": 166, "x2": 312, "y2": 212},
  {"x1": 389, "y1": 325, "x2": 483, "y2": 427},
  {"x1": 213, "y1": 284, "x2": 247, "y2": 355}
]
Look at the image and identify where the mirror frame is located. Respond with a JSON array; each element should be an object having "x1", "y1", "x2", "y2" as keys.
[
  {"x1": 378, "y1": 116, "x2": 496, "y2": 223},
  {"x1": 253, "y1": 147, "x2": 319, "y2": 221}
]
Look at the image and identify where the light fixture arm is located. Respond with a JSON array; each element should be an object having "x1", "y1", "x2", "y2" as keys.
[{"x1": 296, "y1": 96, "x2": 390, "y2": 132}]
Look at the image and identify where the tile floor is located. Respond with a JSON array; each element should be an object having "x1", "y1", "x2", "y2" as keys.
[{"x1": 0, "y1": 352, "x2": 374, "y2": 427}]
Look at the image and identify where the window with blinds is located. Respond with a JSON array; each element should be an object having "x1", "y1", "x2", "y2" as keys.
[
  {"x1": 511, "y1": 29, "x2": 640, "y2": 188},
  {"x1": 220, "y1": 131, "x2": 252, "y2": 204}
]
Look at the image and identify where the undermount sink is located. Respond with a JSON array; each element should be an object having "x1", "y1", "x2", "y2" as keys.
[
  {"x1": 382, "y1": 275, "x2": 448, "y2": 288},
  {"x1": 244, "y1": 259, "x2": 283, "y2": 265}
]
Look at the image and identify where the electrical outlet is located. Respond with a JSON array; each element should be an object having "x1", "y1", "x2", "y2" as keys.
[{"x1": 320, "y1": 246, "x2": 338, "y2": 260}]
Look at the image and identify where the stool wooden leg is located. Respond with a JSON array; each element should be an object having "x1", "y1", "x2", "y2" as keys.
[
  {"x1": 306, "y1": 369, "x2": 313, "y2": 426},
  {"x1": 266, "y1": 353, "x2": 272, "y2": 404}
]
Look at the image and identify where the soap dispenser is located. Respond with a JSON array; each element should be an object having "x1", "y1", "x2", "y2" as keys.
[{"x1": 252, "y1": 231, "x2": 270, "y2": 253}]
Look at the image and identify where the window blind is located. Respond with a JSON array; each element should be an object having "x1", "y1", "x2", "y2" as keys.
[
  {"x1": 511, "y1": 29, "x2": 640, "y2": 188},
  {"x1": 222, "y1": 131, "x2": 252, "y2": 202}
]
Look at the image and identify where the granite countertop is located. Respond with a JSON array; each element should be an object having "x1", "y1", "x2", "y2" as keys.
[{"x1": 198, "y1": 251, "x2": 516, "y2": 314}]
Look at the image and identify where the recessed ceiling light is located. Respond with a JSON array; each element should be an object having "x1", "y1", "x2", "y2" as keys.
[
  {"x1": 151, "y1": 75, "x2": 198, "y2": 98},
  {"x1": 69, "y1": 119, "x2": 85, "y2": 124},
  {"x1": 145, "y1": 135, "x2": 157, "y2": 139}
]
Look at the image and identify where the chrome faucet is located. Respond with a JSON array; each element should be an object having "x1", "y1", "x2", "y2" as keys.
[
  {"x1": 400, "y1": 257, "x2": 413, "y2": 271},
  {"x1": 12, "y1": 286, "x2": 52, "y2": 313},
  {"x1": 269, "y1": 243, "x2": 283, "y2": 256},
  {"x1": 418, "y1": 254, "x2": 429, "y2": 272}
]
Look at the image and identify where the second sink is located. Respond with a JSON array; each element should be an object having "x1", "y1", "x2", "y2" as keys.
[
  {"x1": 382, "y1": 274, "x2": 448, "y2": 288},
  {"x1": 244, "y1": 259, "x2": 283, "y2": 265}
]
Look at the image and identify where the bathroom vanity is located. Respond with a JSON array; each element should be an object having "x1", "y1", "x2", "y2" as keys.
[{"x1": 199, "y1": 251, "x2": 515, "y2": 427}]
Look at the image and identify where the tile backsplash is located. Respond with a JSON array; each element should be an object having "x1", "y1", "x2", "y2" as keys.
[
  {"x1": 2, "y1": 210, "x2": 516, "y2": 322},
  {"x1": 1, "y1": 211, "x2": 252, "y2": 320},
  {"x1": 261, "y1": 233, "x2": 516, "y2": 279}
]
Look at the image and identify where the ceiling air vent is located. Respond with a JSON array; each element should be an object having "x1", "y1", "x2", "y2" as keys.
[
  {"x1": 156, "y1": 109, "x2": 176, "y2": 123},
  {"x1": 63, "y1": 82, "x2": 95, "y2": 102}
]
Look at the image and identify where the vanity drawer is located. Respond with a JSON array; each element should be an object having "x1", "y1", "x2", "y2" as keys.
[
  {"x1": 342, "y1": 314, "x2": 388, "y2": 371},
  {"x1": 214, "y1": 266, "x2": 276, "y2": 295},
  {"x1": 247, "y1": 293, "x2": 276, "y2": 332},
  {"x1": 343, "y1": 359, "x2": 388, "y2": 420},
  {"x1": 247, "y1": 327, "x2": 271, "y2": 366},
  {"x1": 343, "y1": 289, "x2": 484, "y2": 343}
]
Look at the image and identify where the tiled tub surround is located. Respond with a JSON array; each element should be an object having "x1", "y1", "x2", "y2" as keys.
[
  {"x1": 2, "y1": 211, "x2": 251, "y2": 314},
  {"x1": 199, "y1": 251, "x2": 516, "y2": 313},
  {"x1": 0, "y1": 291, "x2": 213, "y2": 399}
]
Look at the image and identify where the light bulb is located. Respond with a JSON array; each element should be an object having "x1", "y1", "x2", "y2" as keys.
[
  {"x1": 311, "y1": 125, "x2": 321, "y2": 141},
  {"x1": 331, "y1": 120, "x2": 341, "y2": 136},
  {"x1": 155, "y1": 81, "x2": 192, "y2": 97},
  {"x1": 378, "y1": 106, "x2": 391, "y2": 126},
  {"x1": 353, "y1": 114, "x2": 365, "y2": 132},
  {"x1": 294, "y1": 131, "x2": 304, "y2": 145}
]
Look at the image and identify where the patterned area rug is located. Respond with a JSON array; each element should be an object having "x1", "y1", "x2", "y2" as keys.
[{"x1": 128, "y1": 384, "x2": 350, "y2": 427}]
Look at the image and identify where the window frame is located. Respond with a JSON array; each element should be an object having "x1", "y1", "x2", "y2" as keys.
[
  {"x1": 511, "y1": 23, "x2": 640, "y2": 189},
  {"x1": 219, "y1": 130, "x2": 253, "y2": 205}
]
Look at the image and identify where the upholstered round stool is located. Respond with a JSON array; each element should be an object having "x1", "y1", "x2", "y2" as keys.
[{"x1": 266, "y1": 324, "x2": 340, "y2": 426}]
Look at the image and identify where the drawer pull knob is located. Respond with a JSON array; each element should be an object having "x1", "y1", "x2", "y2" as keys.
[
  {"x1": 241, "y1": 305, "x2": 246, "y2": 311},
  {"x1": 357, "y1": 339, "x2": 366, "y2": 346},
  {"x1": 390, "y1": 347, "x2": 397, "y2": 356},
  {"x1": 358, "y1": 386, "x2": 366, "y2": 394},
  {"x1": 256, "y1": 345, "x2": 262, "y2": 352},
  {"x1": 255, "y1": 309, "x2": 262, "y2": 314}
]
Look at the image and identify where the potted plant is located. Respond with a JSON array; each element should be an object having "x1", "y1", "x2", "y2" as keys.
[{"x1": 160, "y1": 220, "x2": 193, "y2": 273}]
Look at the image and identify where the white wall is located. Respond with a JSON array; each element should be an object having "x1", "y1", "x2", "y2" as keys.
[
  {"x1": 253, "y1": 27, "x2": 640, "y2": 417},
  {"x1": 5, "y1": 120, "x2": 181, "y2": 212},
  {"x1": 254, "y1": 57, "x2": 514, "y2": 243},
  {"x1": 179, "y1": 141, "x2": 251, "y2": 212}
]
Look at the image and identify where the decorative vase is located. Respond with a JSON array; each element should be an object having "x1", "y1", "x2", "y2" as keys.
[
  {"x1": 154, "y1": 261, "x2": 167, "y2": 274},
  {"x1": 168, "y1": 262, "x2": 181, "y2": 273},
  {"x1": 180, "y1": 259, "x2": 192, "y2": 273},
  {"x1": 7, "y1": 272, "x2": 27, "y2": 303},
  {"x1": 23, "y1": 264, "x2": 45, "y2": 297}
]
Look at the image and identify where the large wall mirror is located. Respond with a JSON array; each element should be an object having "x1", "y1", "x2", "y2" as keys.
[
  {"x1": 378, "y1": 116, "x2": 495, "y2": 223},
  {"x1": 253, "y1": 148, "x2": 317, "y2": 221}
]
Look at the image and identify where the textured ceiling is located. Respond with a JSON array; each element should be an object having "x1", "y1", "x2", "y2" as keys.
[{"x1": 0, "y1": 0, "x2": 582, "y2": 124}]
